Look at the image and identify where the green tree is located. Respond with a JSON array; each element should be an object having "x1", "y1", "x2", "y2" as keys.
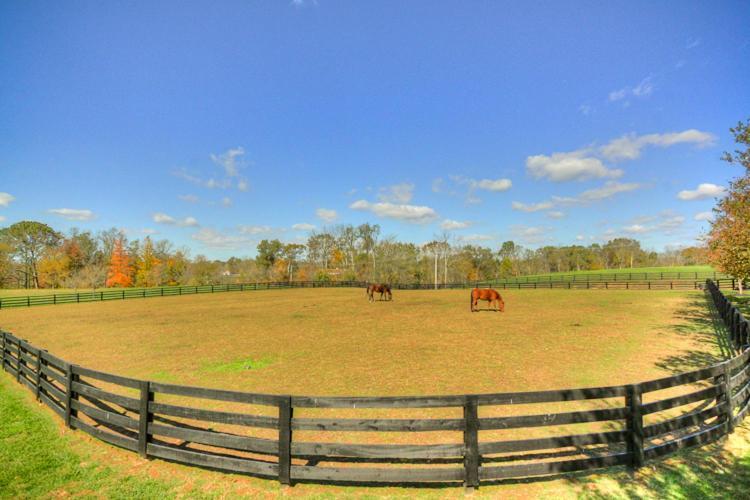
[
  {"x1": 0, "y1": 221, "x2": 60, "y2": 288},
  {"x1": 256, "y1": 239, "x2": 284, "y2": 272}
]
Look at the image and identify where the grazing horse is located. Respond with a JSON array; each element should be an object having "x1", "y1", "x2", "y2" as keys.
[
  {"x1": 367, "y1": 283, "x2": 392, "y2": 302},
  {"x1": 470, "y1": 288, "x2": 504, "y2": 312}
]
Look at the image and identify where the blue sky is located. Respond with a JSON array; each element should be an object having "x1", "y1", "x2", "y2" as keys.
[{"x1": 1, "y1": 1, "x2": 748, "y2": 258}]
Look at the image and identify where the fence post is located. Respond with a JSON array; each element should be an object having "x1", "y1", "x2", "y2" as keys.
[
  {"x1": 463, "y1": 396, "x2": 480, "y2": 490},
  {"x1": 16, "y1": 340, "x2": 21, "y2": 382},
  {"x1": 64, "y1": 364, "x2": 77, "y2": 428},
  {"x1": 34, "y1": 348, "x2": 42, "y2": 401},
  {"x1": 1, "y1": 331, "x2": 5, "y2": 371},
  {"x1": 626, "y1": 384, "x2": 644, "y2": 469},
  {"x1": 138, "y1": 380, "x2": 152, "y2": 458},
  {"x1": 722, "y1": 362, "x2": 735, "y2": 433},
  {"x1": 278, "y1": 396, "x2": 293, "y2": 486}
]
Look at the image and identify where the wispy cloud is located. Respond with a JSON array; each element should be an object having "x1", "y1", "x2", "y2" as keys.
[
  {"x1": 686, "y1": 37, "x2": 701, "y2": 49},
  {"x1": 513, "y1": 181, "x2": 642, "y2": 213},
  {"x1": 350, "y1": 200, "x2": 438, "y2": 224},
  {"x1": 440, "y1": 219, "x2": 471, "y2": 230},
  {"x1": 457, "y1": 233, "x2": 493, "y2": 242},
  {"x1": 600, "y1": 130, "x2": 715, "y2": 161},
  {"x1": 578, "y1": 104, "x2": 593, "y2": 116},
  {"x1": 221, "y1": 196, "x2": 232, "y2": 207},
  {"x1": 292, "y1": 223, "x2": 316, "y2": 231},
  {"x1": 173, "y1": 147, "x2": 250, "y2": 192},
  {"x1": 48, "y1": 208, "x2": 95, "y2": 221},
  {"x1": 378, "y1": 183, "x2": 414, "y2": 203},
  {"x1": 694, "y1": 211, "x2": 713, "y2": 221},
  {"x1": 0, "y1": 192, "x2": 15, "y2": 207},
  {"x1": 509, "y1": 225, "x2": 551, "y2": 245},
  {"x1": 677, "y1": 183, "x2": 725, "y2": 201},
  {"x1": 547, "y1": 211, "x2": 565, "y2": 219},
  {"x1": 609, "y1": 76, "x2": 655, "y2": 102},
  {"x1": 191, "y1": 228, "x2": 250, "y2": 249},
  {"x1": 152, "y1": 212, "x2": 199, "y2": 227},
  {"x1": 622, "y1": 212, "x2": 685, "y2": 235},
  {"x1": 316, "y1": 208, "x2": 338, "y2": 222},
  {"x1": 238, "y1": 225, "x2": 272, "y2": 235}
]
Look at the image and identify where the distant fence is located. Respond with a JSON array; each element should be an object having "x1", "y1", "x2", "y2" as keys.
[
  {"x1": 1, "y1": 279, "x2": 748, "y2": 488},
  {"x1": 492, "y1": 271, "x2": 727, "y2": 284},
  {"x1": 0, "y1": 278, "x2": 744, "y2": 310}
]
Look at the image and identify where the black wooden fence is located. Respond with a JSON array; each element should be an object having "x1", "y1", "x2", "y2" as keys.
[
  {"x1": 492, "y1": 271, "x2": 727, "y2": 284},
  {"x1": 0, "y1": 278, "x2": 742, "y2": 310},
  {"x1": 0, "y1": 279, "x2": 748, "y2": 488}
]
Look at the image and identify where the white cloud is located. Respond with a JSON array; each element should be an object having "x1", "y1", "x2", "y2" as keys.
[
  {"x1": 440, "y1": 219, "x2": 471, "y2": 230},
  {"x1": 141, "y1": 228, "x2": 158, "y2": 235},
  {"x1": 623, "y1": 224, "x2": 649, "y2": 234},
  {"x1": 600, "y1": 130, "x2": 715, "y2": 161},
  {"x1": 608, "y1": 76, "x2": 655, "y2": 102},
  {"x1": 511, "y1": 201, "x2": 554, "y2": 212},
  {"x1": 621, "y1": 212, "x2": 685, "y2": 235},
  {"x1": 0, "y1": 215, "x2": 6, "y2": 222},
  {"x1": 694, "y1": 211, "x2": 713, "y2": 221},
  {"x1": 211, "y1": 147, "x2": 245, "y2": 177},
  {"x1": 576, "y1": 235, "x2": 585, "y2": 241},
  {"x1": 237, "y1": 179, "x2": 249, "y2": 192},
  {"x1": 191, "y1": 228, "x2": 250, "y2": 250},
  {"x1": 378, "y1": 183, "x2": 414, "y2": 203},
  {"x1": 578, "y1": 104, "x2": 593, "y2": 116},
  {"x1": 474, "y1": 178, "x2": 512, "y2": 192},
  {"x1": 526, "y1": 150, "x2": 623, "y2": 182},
  {"x1": 238, "y1": 225, "x2": 272, "y2": 235},
  {"x1": 292, "y1": 223, "x2": 316, "y2": 231},
  {"x1": 0, "y1": 192, "x2": 15, "y2": 207},
  {"x1": 677, "y1": 183, "x2": 726, "y2": 201},
  {"x1": 457, "y1": 233, "x2": 493, "y2": 242},
  {"x1": 221, "y1": 196, "x2": 232, "y2": 207},
  {"x1": 179, "y1": 194, "x2": 199, "y2": 203},
  {"x1": 431, "y1": 178, "x2": 444, "y2": 193},
  {"x1": 547, "y1": 211, "x2": 565, "y2": 219},
  {"x1": 152, "y1": 212, "x2": 199, "y2": 227},
  {"x1": 557, "y1": 181, "x2": 642, "y2": 204},
  {"x1": 48, "y1": 208, "x2": 95, "y2": 221},
  {"x1": 316, "y1": 208, "x2": 338, "y2": 222},
  {"x1": 350, "y1": 200, "x2": 438, "y2": 224}
]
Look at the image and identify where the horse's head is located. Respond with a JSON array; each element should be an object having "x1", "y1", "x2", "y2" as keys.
[{"x1": 498, "y1": 297, "x2": 505, "y2": 312}]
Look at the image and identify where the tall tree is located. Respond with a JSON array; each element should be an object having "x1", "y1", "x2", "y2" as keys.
[
  {"x1": 135, "y1": 236, "x2": 161, "y2": 287},
  {"x1": 256, "y1": 239, "x2": 284, "y2": 271},
  {"x1": 0, "y1": 221, "x2": 60, "y2": 288},
  {"x1": 709, "y1": 118, "x2": 750, "y2": 293},
  {"x1": 106, "y1": 237, "x2": 133, "y2": 287}
]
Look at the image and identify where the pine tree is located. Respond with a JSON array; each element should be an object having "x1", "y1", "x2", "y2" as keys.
[{"x1": 106, "y1": 237, "x2": 133, "y2": 287}]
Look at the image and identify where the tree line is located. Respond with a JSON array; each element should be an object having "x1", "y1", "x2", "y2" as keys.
[{"x1": 0, "y1": 221, "x2": 708, "y2": 290}]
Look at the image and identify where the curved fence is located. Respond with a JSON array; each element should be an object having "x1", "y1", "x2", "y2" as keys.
[
  {"x1": 1, "y1": 280, "x2": 748, "y2": 488},
  {"x1": 0, "y1": 278, "x2": 741, "y2": 310}
]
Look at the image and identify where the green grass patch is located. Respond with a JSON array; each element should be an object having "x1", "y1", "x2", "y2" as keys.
[
  {"x1": 0, "y1": 375, "x2": 184, "y2": 499},
  {"x1": 201, "y1": 356, "x2": 274, "y2": 373}
]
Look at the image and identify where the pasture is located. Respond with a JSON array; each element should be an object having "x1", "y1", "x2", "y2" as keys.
[
  {"x1": 0, "y1": 288, "x2": 722, "y2": 396},
  {"x1": 3, "y1": 286, "x2": 748, "y2": 498}
]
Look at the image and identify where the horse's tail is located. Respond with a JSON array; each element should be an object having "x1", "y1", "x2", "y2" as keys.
[{"x1": 469, "y1": 289, "x2": 473, "y2": 311}]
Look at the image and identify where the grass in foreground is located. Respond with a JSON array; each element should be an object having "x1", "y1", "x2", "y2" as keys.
[{"x1": 3, "y1": 369, "x2": 750, "y2": 499}]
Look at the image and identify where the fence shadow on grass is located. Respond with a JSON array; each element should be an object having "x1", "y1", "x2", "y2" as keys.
[
  {"x1": 573, "y1": 421, "x2": 750, "y2": 499},
  {"x1": 654, "y1": 292, "x2": 734, "y2": 375}
]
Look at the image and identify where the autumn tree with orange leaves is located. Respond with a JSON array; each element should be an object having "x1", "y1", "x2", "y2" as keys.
[
  {"x1": 708, "y1": 119, "x2": 750, "y2": 294},
  {"x1": 106, "y1": 237, "x2": 133, "y2": 287}
]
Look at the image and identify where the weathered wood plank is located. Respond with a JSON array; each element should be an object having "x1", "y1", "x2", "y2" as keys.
[
  {"x1": 291, "y1": 417, "x2": 464, "y2": 432},
  {"x1": 480, "y1": 407, "x2": 627, "y2": 430},
  {"x1": 146, "y1": 443, "x2": 278, "y2": 477},
  {"x1": 150, "y1": 381, "x2": 283, "y2": 406},
  {"x1": 479, "y1": 430, "x2": 628, "y2": 455},
  {"x1": 70, "y1": 399, "x2": 139, "y2": 429},
  {"x1": 149, "y1": 423, "x2": 279, "y2": 454},
  {"x1": 40, "y1": 364, "x2": 66, "y2": 384},
  {"x1": 292, "y1": 395, "x2": 466, "y2": 408},
  {"x1": 643, "y1": 404, "x2": 722, "y2": 438},
  {"x1": 149, "y1": 402, "x2": 279, "y2": 429},
  {"x1": 640, "y1": 364, "x2": 724, "y2": 393},
  {"x1": 291, "y1": 441, "x2": 464, "y2": 459},
  {"x1": 39, "y1": 350, "x2": 68, "y2": 371},
  {"x1": 73, "y1": 365, "x2": 141, "y2": 389},
  {"x1": 39, "y1": 392, "x2": 66, "y2": 419},
  {"x1": 72, "y1": 382, "x2": 140, "y2": 411},
  {"x1": 641, "y1": 385, "x2": 720, "y2": 415},
  {"x1": 290, "y1": 465, "x2": 465, "y2": 483},
  {"x1": 40, "y1": 378, "x2": 66, "y2": 402},
  {"x1": 643, "y1": 423, "x2": 726, "y2": 460},
  {"x1": 479, "y1": 452, "x2": 630, "y2": 480}
]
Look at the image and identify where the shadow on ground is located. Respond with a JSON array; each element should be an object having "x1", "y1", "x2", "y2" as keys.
[{"x1": 654, "y1": 292, "x2": 734, "y2": 375}]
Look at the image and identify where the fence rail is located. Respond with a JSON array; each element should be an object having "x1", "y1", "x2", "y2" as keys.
[
  {"x1": 1, "y1": 279, "x2": 748, "y2": 488},
  {"x1": 0, "y1": 278, "x2": 744, "y2": 310},
  {"x1": 491, "y1": 271, "x2": 727, "y2": 284}
]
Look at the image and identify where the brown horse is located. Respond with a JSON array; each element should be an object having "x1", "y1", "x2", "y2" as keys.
[
  {"x1": 470, "y1": 288, "x2": 504, "y2": 312},
  {"x1": 367, "y1": 283, "x2": 392, "y2": 302}
]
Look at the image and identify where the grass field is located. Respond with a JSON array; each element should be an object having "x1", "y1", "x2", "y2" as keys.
[
  {"x1": 0, "y1": 288, "x2": 725, "y2": 396},
  {"x1": 1, "y1": 286, "x2": 749, "y2": 498}
]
